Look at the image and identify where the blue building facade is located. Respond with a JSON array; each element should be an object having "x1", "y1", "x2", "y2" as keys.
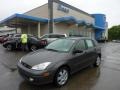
[{"x1": 92, "y1": 14, "x2": 107, "y2": 40}]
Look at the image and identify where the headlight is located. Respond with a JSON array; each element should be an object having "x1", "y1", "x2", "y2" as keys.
[
  {"x1": 32, "y1": 62, "x2": 51, "y2": 70},
  {"x1": 19, "y1": 58, "x2": 22, "y2": 63}
]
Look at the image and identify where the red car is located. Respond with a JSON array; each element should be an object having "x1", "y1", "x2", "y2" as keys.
[{"x1": 0, "y1": 35, "x2": 9, "y2": 43}]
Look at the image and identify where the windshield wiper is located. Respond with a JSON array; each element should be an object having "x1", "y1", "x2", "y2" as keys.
[{"x1": 45, "y1": 48, "x2": 59, "y2": 52}]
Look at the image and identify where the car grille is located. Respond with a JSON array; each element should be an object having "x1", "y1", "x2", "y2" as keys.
[{"x1": 21, "y1": 61, "x2": 32, "y2": 69}]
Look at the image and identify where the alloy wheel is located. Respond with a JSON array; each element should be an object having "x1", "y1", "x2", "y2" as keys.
[
  {"x1": 31, "y1": 45, "x2": 37, "y2": 51},
  {"x1": 96, "y1": 56, "x2": 101, "y2": 66},
  {"x1": 56, "y1": 68, "x2": 69, "y2": 86}
]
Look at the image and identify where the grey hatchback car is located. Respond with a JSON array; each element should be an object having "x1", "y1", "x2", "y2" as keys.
[{"x1": 17, "y1": 37, "x2": 101, "y2": 87}]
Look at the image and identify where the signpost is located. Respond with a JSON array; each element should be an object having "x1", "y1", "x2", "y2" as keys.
[
  {"x1": 57, "y1": 4, "x2": 69, "y2": 13},
  {"x1": 48, "y1": 0, "x2": 53, "y2": 33}
]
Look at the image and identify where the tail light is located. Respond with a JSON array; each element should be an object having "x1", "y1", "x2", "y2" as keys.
[{"x1": 40, "y1": 40, "x2": 47, "y2": 45}]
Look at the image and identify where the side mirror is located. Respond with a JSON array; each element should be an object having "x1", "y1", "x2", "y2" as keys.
[{"x1": 73, "y1": 50, "x2": 83, "y2": 54}]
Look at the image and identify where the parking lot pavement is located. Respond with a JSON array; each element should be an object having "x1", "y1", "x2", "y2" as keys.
[{"x1": 0, "y1": 42, "x2": 120, "y2": 90}]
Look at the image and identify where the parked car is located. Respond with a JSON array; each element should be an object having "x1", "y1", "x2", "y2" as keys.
[
  {"x1": 0, "y1": 33, "x2": 19, "y2": 43},
  {"x1": 3, "y1": 34, "x2": 47, "y2": 51},
  {"x1": 40, "y1": 34, "x2": 67, "y2": 44},
  {"x1": 17, "y1": 37, "x2": 101, "y2": 87},
  {"x1": 112, "y1": 40, "x2": 120, "y2": 43},
  {"x1": 0, "y1": 34, "x2": 9, "y2": 43}
]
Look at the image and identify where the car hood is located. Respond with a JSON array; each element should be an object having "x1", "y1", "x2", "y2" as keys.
[{"x1": 21, "y1": 49, "x2": 68, "y2": 66}]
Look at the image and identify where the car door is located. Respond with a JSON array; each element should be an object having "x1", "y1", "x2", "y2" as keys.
[
  {"x1": 84, "y1": 39, "x2": 98, "y2": 65},
  {"x1": 70, "y1": 39, "x2": 88, "y2": 72}
]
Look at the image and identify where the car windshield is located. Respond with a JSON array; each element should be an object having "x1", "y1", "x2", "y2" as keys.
[{"x1": 45, "y1": 39, "x2": 75, "y2": 52}]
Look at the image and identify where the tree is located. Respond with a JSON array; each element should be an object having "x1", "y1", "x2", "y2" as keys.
[
  {"x1": 108, "y1": 25, "x2": 120, "y2": 40},
  {"x1": 0, "y1": 25, "x2": 4, "y2": 28}
]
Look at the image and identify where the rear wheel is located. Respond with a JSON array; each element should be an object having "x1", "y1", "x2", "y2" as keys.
[
  {"x1": 30, "y1": 45, "x2": 37, "y2": 51},
  {"x1": 6, "y1": 44, "x2": 12, "y2": 51},
  {"x1": 94, "y1": 56, "x2": 101, "y2": 67},
  {"x1": 54, "y1": 67, "x2": 69, "y2": 87}
]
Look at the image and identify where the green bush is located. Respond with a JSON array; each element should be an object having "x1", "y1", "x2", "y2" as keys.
[{"x1": 108, "y1": 25, "x2": 120, "y2": 40}]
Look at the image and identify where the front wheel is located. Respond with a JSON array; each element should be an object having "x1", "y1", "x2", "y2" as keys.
[
  {"x1": 94, "y1": 56, "x2": 101, "y2": 67},
  {"x1": 54, "y1": 67, "x2": 69, "y2": 87},
  {"x1": 30, "y1": 45, "x2": 37, "y2": 51},
  {"x1": 6, "y1": 44, "x2": 12, "y2": 51}
]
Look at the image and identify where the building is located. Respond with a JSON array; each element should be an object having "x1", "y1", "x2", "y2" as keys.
[{"x1": 0, "y1": 0, "x2": 108, "y2": 40}]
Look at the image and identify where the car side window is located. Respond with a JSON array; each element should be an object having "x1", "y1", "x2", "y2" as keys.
[
  {"x1": 74, "y1": 40, "x2": 86, "y2": 50},
  {"x1": 85, "y1": 40, "x2": 94, "y2": 48}
]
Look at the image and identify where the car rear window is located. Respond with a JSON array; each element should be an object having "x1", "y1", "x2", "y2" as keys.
[
  {"x1": 41, "y1": 35, "x2": 48, "y2": 39},
  {"x1": 85, "y1": 40, "x2": 94, "y2": 48},
  {"x1": 49, "y1": 35, "x2": 65, "y2": 38},
  {"x1": 14, "y1": 34, "x2": 21, "y2": 37},
  {"x1": 75, "y1": 40, "x2": 86, "y2": 50},
  {"x1": 57, "y1": 35, "x2": 65, "y2": 38},
  {"x1": 30, "y1": 37, "x2": 38, "y2": 41}
]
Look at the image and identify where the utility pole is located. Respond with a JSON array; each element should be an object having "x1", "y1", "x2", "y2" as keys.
[{"x1": 48, "y1": 0, "x2": 53, "y2": 33}]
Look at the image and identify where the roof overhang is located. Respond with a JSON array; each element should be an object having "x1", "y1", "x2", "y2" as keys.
[
  {"x1": 54, "y1": 16, "x2": 90, "y2": 26},
  {"x1": 54, "y1": 16, "x2": 77, "y2": 24},
  {"x1": 0, "y1": 14, "x2": 48, "y2": 27},
  {"x1": 94, "y1": 25, "x2": 105, "y2": 30}
]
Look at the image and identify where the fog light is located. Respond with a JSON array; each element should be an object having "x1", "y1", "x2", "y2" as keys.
[
  {"x1": 42, "y1": 72, "x2": 50, "y2": 77},
  {"x1": 29, "y1": 78, "x2": 34, "y2": 82}
]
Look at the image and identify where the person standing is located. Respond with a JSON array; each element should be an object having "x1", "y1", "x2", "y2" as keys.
[{"x1": 21, "y1": 34, "x2": 28, "y2": 51}]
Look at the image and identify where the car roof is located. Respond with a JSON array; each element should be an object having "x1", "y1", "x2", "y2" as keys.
[
  {"x1": 12, "y1": 33, "x2": 35, "y2": 36},
  {"x1": 44, "y1": 34, "x2": 65, "y2": 35},
  {"x1": 62, "y1": 37, "x2": 94, "y2": 40}
]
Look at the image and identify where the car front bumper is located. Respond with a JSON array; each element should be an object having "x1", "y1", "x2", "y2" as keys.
[{"x1": 17, "y1": 62, "x2": 54, "y2": 85}]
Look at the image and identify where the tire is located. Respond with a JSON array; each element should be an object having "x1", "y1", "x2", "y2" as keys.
[
  {"x1": 6, "y1": 44, "x2": 12, "y2": 51},
  {"x1": 94, "y1": 56, "x2": 101, "y2": 67},
  {"x1": 54, "y1": 67, "x2": 69, "y2": 87},
  {"x1": 30, "y1": 45, "x2": 37, "y2": 51}
]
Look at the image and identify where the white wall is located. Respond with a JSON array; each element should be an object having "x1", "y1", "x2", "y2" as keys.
[
  {"x1": 53, "y1": 23, "x2": 95, "y2": 38},
  {"x1": 24, "y1": 4, "x2": 49, "y2": 18},
  {"x1": 40, "y1": 24, "x2": 49, "y2": 36}
]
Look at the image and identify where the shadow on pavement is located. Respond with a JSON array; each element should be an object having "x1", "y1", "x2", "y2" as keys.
[{"x1": 19, "y1": 67, "x2": 100, "y2": 90}]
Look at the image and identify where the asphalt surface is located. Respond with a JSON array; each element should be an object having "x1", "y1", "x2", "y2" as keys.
[{"x1": 0, "y1": 42, "x2": 120, "y2": 90}]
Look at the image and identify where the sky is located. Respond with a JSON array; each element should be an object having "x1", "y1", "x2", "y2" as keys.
[{"x1": 0, "y1": 0, "x2": 120, "y2": 28}]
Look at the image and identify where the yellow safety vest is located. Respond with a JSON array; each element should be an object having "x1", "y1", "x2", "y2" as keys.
[{"x1": 21, "y1": 34, "x2": 28, "y2": 44}]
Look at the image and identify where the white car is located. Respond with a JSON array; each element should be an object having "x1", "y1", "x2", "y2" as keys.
[{"x1": 40, "y1": 34, "x2": 67, "y2": 44}]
